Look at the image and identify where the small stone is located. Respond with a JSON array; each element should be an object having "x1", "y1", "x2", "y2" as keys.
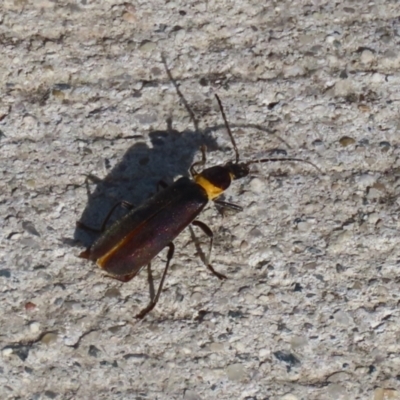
[
  {"x1": 22, "y1": 115, "x2": 37, "y2": 128},
  {"x1": 299, "y1": 34, "x2": 313, "y2": 45},
  {"x1": 108, "y1": 325, "x2": 123, "y2": 334},
  {"x1": 139, "y1": 40, "x2": 156, "y2": 52},
  {"x1": 283, "y1": 65, "x2": 305, "y2": 78},
  {"x1": 334, "y1": 310, "x2": 354, "y2": 325},
  {"x1": 135, "y1": 112, "x2": 157, "y2": 125},
  {"x1": 334, "y1": 80, "x2": 354, "y2": 97},
  {"x1": 327, "y1": 55, "x2": 339, "y2": 67},
  {"x1": 249, "y1": 227, "x2": 263, "y2": 238},
  {"x1": 327, "y1": 383, "x2": 347, "y2": 398},
  {"x1": 355, "y1": 366, "x2": 369, "y2": 375},
  {"x1": 281, "y1": 395, "x2": 299, "y2": 400},
  {"x1": 150, "y1": 66, "x2": 162, "y2": 76},
  {"x1": 273, "y1": 351, "x2": 301, "y2": 366},
  {"x1": 234, "y1": 342, "x2": 246, "y2": 353},
  {"x1": 0, "y1": 269, "x2": 11, "y2": 278},
  {"x1": 88, "y1": 345, "x2": 101, "y2": 357},
  {"x1": 297, "y1": 221, "x2": 310, "y2": 232},
  {"x1": 228, "y1": 310, "x2": 244, "y2": 319},
  {"x1": 181, "y1": 347, "x2": 191, "y2": 355},
  {"x1": 361, "y1": 49, "x2": 375, "y2": 64},
  {"x1": 22, "y1": 221, "x2": 40, "y2": 237},
  {"x1": 52, "y1": 89, "x2": 65, "y2": 100},
  {"x1": 373, "y1": 388, "x2": 400, "y2": 400},
  {"x1": 9, "y1": 233, "x2": 22, "y2": 240},
  {"x1": 20, "y1": 237, "x2": 40, "y2": 249},
  {"x1": 366, "y1": 187, "x2": 382, "y2": 200},
  {"x1": 312, "y1": 139, "x2": 324, "y2": 148},
  {"x1": 25, "y1": 302, "x2": 37, "y2": 311},
  {"x1": 383, "y1": 50, "x2": 397, "y2": 59},
  {"x1": 257, "y1": 294, "x2": 270, "y2": 304},
  {"x1": 356, "y1": 173, "x2": 377, "y2": 187},
  {"x1": 226, "y1": 363, "x2": 246, "y2": 381},
  {"x1": 339, "y1": 136, "x2": 355, "y2": 147},
  {"x1": 379, "y1": 141, "x2": 391, "y2": 152},
  {"x1": 2, "y1": 348, "x2": 13, "y2": 357},
  {"x1": 184, "y1": 390, "x2": 202, "y2": 400},
  {"x1": 290, "y1": 335, "x2": 307, "y2": 349},
  {"x1": 210, "y1": 342, "x2": 224, "y2": 352},
  {"x1": 25, "y1": 179, "x2": 36, "y2": 189},
  {"x1": 326, "y1": 35, "x2": 336, "y2": 44},
  {"x1": 327, "y1": 371, "x2": 351, "y2": 383},
  {"x1": 240, "y1": 240, "x2": 249, "y2": 253},
  {"x1": 244, "y1": 292, "x2": 255, "y2": 303},
  {"x1": 372, "y1": 182, "x2": 386, "y2": 192},
  {"x1": 41, "y1": 332, "x2": 58, "y2": 345},
  {"x1": 304, "y1": 262, "x2": 317, "y2": 270},
  {"x1": 367, "y1": 213, "x2": 379, "y2": 225},
  {"x1": 122, "y1": 11, "x2": 136, "y2": 23},
  {"x1": 372, "y1": 73, "x2": 384, "y2": 83},
  {"x1": 173, "y1": 28, "x2": 186, "y2": 41},
  {"x1": 259, "y1": 348, "x2": 269, "y2": 358},
  {"x1": 44, "y1": 390, "x2": 58, "y2": 399},
  {"x1": 191, "y1": 292, "x2": 203, "y2": 302},
  {"x1": 104, "y1": 287, "x2": 121, "y2": 298},
  {"x1": 358, "y1": 104, "x2": 370, "y2": 112},
  {"x1": 29, "y1": 322, "x2": 40, "y2": 333},
  {"x1": 250, "y1": 177, "x2": 264, "y2": 193},
  {"x1": 32, "y1": 0, "x2": 54, "y2": 8},
  {"x1": 329, "y1": 230, "x2": 351, "y2": 252}
]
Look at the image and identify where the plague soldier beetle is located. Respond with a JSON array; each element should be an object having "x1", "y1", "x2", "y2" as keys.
[{"x1": 78, "y1": 94, "x2": 319, "y2": 319}]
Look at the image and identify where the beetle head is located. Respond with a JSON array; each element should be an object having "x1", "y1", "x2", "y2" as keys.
[{"x1": 225, "y1": 162, "x2": 250, "y2": 180}]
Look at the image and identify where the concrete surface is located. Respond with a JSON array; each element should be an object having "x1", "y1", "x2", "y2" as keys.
[{"x1": 1, "y1": 1, "x2": 400, "y2": 399}]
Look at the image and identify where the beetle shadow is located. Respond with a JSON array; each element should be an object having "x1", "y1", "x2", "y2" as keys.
[
  {"x1": 72, "y1": 54, "x2": 295, "y2": 249},
  {"x1": 73, "y1": 118, "x2": 219, "y2": 248}
]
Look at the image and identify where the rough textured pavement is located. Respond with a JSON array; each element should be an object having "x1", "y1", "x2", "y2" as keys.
[{"x1": 1, "y1": 1, "x2": 400, "y2": 399}]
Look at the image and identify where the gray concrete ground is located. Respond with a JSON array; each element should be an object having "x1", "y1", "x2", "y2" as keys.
[{"x1": 1, "y1": 1, "x2": 400, "y2": 399}]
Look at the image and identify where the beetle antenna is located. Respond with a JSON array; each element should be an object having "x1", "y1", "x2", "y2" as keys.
[
  {"x1": 215, "y1": 94, "x2": 240, "y2": 164},
  {"x1": 247, "y1": 157, "x2": 322, "y2": 173}
]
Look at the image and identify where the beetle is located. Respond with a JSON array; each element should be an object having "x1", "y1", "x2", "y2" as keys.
[{"x1": 78, "y1": 94, "x2": 319, "y2": 319}]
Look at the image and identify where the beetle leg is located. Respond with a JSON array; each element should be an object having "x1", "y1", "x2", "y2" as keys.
[
  {"x1": 190, "y1": 145, "x2": 207, "y2": 176},
  {"x1": 191, "y1": 220, "x2": 227, "y2": 280},
  {"x1": 214, "y1": 199, "x2": 243, "y2": 213},
  {"x1": 136, "y1": 242, "x2": 175, "y2": 319},
  {"x1": 191, "y1": 220, "x2": 213, "y2": 265},
  {"x1": 146, "y1": 263, "x2": 155, "y2": 302},
  {"x1": 76, "y1": 200, "x2": 134, "y2": 233}
]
